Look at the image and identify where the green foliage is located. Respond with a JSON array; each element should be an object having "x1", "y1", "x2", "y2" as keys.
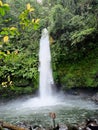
[
  {"x1": 0, "y1": 2, "x2": 10, "y2": 16},
  {"x1": 0, "y1": 0, "x2": 98, "y2": 98},
  {"x1": 49, "y1": 5, "x2": 73, "y2": 39},
  {"x1": 0, "y1": 86, "x2": 34, "y2": 98},
  {"x1": 71, "y1": 27, "x2": 96, "y2": 45},
  {"x1": 49, "y1": 0, "x2": 98, "y2": 89},
  {"x1": 0, "y1": 51, "x2": 38, "y2": 85},
  {"x1": 57, "y1": 47, "x2": 98, "y2": 89},
  {"x1": 0, "y1": 0, "x2": 40, "y2": 97}
]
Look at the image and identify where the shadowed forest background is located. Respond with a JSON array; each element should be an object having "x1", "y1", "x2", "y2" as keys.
[{"x1": 0, "y1": 0, "x2": 98, "y2": 98}]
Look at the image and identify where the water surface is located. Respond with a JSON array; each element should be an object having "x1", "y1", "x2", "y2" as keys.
[{"x1": 0, "y1": 94, "x2": 98, "y2": 126}]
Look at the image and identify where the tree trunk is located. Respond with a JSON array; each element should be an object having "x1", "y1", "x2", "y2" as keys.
[{"x1": 0, "y1": 120, "x2": 29, "y2": 130}]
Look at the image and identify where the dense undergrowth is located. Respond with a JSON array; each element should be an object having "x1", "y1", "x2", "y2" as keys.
[{"x1": 56, "y1": 47, "x2": 98, "y2": 89}]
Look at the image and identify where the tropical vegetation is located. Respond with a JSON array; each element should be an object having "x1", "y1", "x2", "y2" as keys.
[{"x1": 0, "y1": 0, "x2": 98, "y2": 98}]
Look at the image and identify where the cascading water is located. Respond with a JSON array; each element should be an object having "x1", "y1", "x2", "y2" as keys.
[
  {"x1": 0, "y1": 28, "x2": 98, "y2": 125},
  {"x1": 39, "y1": 28, "x2": 54, "y2": 98}
]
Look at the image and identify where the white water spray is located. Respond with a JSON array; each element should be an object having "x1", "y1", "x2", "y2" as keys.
[{"x1": 39, "y1": 28, "x2": 54, "y2": 98}]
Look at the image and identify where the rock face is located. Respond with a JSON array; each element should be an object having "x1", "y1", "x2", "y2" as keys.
[{"x1": 92, "y1": 93, "x2": 98, "y2": 102}]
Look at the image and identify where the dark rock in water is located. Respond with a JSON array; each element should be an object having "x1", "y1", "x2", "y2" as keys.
[
  {"x1": 29, "y1": 126, "x2": 32, "y2": 130},
  {"x1": 55, "y1": 124, "x2": 59, "y2": 130},
  {"x1": 84, "y1": 118, "x2": 98, "y2": 130},
  {"x1": 87, "y1": 125, "x2": 98, "y2": 130},
  {"x1": 85, "y1": 118, "x2": 98, "y2": 126},
  {"x1": 68, "y1": 126, "x2": 78, "y2": 130},
  {"x1": 33, "y1": 125, "x2": 40, "y2": 129},
  {"x1": 92, "y1": 93, "x2": 98, "y2": 103},
  {"x1": 33, "y1": 125, "x2": 45, "y2": 130}
]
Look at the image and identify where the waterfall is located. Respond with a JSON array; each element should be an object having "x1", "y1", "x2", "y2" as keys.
[{"x1": 39, "y1": 28, "x2": 54, "y2": 98}]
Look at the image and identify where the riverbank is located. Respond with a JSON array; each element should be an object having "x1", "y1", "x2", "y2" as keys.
[
  {"x1": 64, "y1": 87, "x2": 98, "y2": 103},
  {"x1": 0, "y1": 117, "x2": 98, "y2": 130}
]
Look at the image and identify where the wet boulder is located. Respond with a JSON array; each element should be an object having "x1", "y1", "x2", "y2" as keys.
[
  {"x1": 84, "y1": 118, "x2": 98, "y2": 130},
  {"x1": 92, "y1": 93, "x2": 98, "y2": 103}
]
